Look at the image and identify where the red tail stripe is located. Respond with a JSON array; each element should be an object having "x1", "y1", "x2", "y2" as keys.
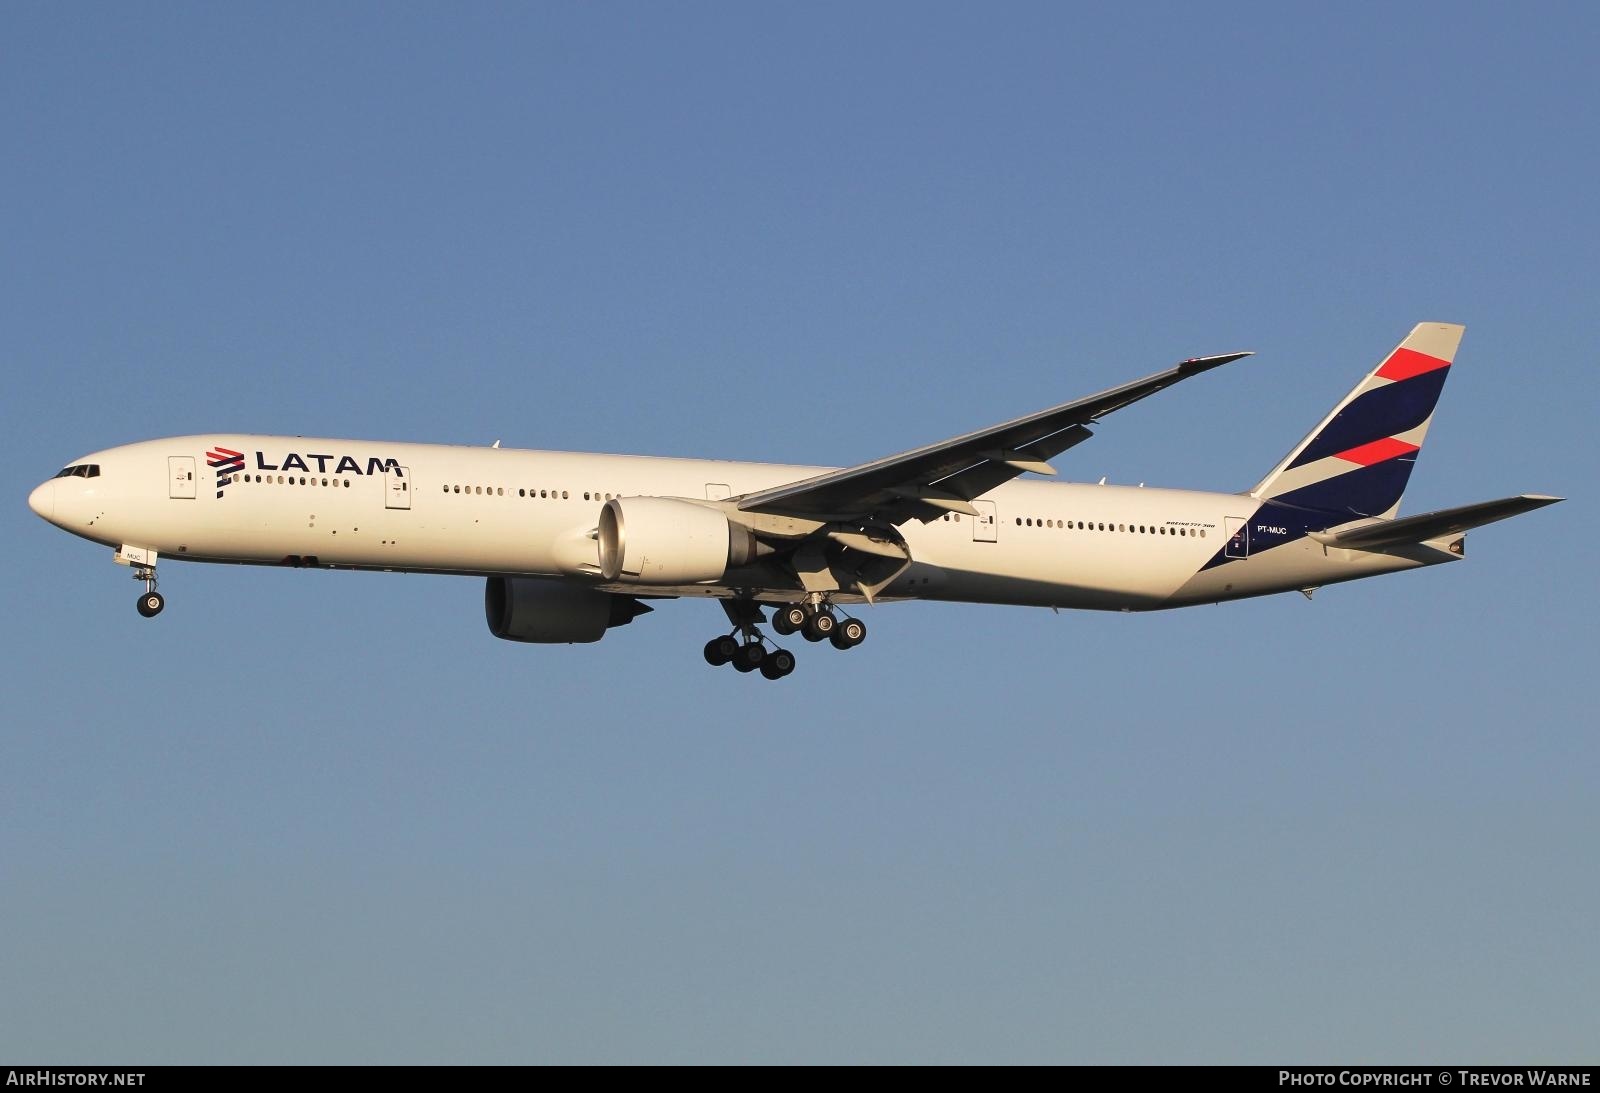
[
  {"x1": 1376, "y1": 347, "x2": 1449, "y2": 382},
  {"x1": 1334, "y1": 436, "x2": 1419, "y2": 466}
]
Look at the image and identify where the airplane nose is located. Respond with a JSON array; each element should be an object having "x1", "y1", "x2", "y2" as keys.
[{"x1": 28, "y1": 480, "x2": 55, "y2": 521}]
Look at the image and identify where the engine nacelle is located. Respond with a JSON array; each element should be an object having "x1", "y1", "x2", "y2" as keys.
[
  {"x1": 485, "y1": 576, "x2": 651, "y2": 644},
  {"x1": 598, "y1": 497, "x2": 757, "y2": 584}
]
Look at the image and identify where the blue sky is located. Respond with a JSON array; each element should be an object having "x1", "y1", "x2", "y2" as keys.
[{"x1": 3, "y1": 2, "x2": 1595, "y2": 1063}]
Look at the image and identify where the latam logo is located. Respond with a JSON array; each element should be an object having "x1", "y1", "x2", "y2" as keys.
[
  {"x1": 206, "y1": 446, "x2": 245, "y2": 498},
  {"x1": 206, "y1": 445, "x2": 406, "y2": 499},
  {"x1": 253, "y1": 451, "x2": 404, "y2": 476}
]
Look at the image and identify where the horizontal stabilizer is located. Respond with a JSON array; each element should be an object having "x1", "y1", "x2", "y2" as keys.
[{"x1": 1309, "y1": 494, "x2": 1563, "y2": 551}]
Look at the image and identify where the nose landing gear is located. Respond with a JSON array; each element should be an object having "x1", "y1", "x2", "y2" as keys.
[
  {"x1": 116, "y1": 546, "x2": 165, "y2": 618},
  {"x1": 133, "y1": 564, "x2": 164, "y2": 617}
]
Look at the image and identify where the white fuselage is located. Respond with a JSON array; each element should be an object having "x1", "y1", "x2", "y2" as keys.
[{"x1": 28, "y1": 434, "x2": 1447, "y2": 612}]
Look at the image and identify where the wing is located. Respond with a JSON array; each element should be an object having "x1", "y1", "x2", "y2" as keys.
[{"x1": 737, "y1": 351, "x2": 1252, "y2": 522}]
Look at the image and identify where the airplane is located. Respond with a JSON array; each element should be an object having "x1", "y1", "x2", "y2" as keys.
[{"x1": 27, "y1": 322, "x2": 1561, "y2": 681}]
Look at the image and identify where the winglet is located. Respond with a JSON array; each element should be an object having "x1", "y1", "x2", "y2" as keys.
[{"x1": 1178, "y1": 351, "x2": 1253, "y2": 377}]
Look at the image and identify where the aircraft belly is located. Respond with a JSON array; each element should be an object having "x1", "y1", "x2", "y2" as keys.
[
  {"x1": 148, "y1": 489, "x2": 576, "y2": 575},
  {"x1": 1165, "y1": 538, "x2": 1432, "y2": 605},
  {"x1": 910, "y1": 536, "x2": 1212, "y2": 610}
]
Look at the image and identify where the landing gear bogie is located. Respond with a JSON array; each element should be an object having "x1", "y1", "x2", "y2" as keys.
[{"x1": 707, "y1": 596, "x2": 865, "y2": 680}]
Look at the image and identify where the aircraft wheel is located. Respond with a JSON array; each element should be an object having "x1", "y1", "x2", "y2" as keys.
[
  {"x1": 832, "y1": 617, "x2": 866, "y2": 649},
  {"x1": 802, "y1": 610, "x2": 835, "y2": 642},
  {"x1": 704, "y1": 635, "x2": 739, "y2": 666},
  {"x1": 771, "y1": 605, "x2": 804, "y2": 635},
  {"x1": 760, "y1": 649, "x2": 796, "y2": 680},
  {"x1": 733, "y1": 643, "x2": 766, "y2": 673},
  {"x1": 136, "y1": 591, "x2": 165, "y2": 618}
]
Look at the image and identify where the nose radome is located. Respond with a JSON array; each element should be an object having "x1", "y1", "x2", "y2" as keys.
[{"x1": 28, "y1": 480, "x2": 55, "y2": 521}]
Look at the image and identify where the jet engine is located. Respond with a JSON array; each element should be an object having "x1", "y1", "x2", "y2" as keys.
[
  {"x1": 485, "y1": 576, "x2": 652, "y2": 643},
  {"x1": 597, "y1": 497, "x2": 758, "y2": 584}
]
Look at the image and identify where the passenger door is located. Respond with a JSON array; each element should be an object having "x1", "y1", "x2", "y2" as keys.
[
  {"x1": 384, "y1": 467, "x2": 411, "y2": 510},
  {"x1": 1225, "y1": 517, "x2": 1250, "y2": 559},
  {"x1": 169, "y1": 456, "x2": 196, "y2": 499},
  {"x1": 973, "y1": 500, "x2": 998, "y2": 542}
]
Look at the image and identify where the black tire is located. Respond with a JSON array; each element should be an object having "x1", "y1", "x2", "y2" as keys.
[
  {"x1": 704, "y1": 635, "x2": 739, "y2": 666},
  {"x1": 771, "y1": 605, "x2": 801, "y2": 635},
  {"x1": 733, "y1": 643, "x2": 766, "y2": 673},
  {"x1": 803, "y1": 610, "x2": 835, "y2": 642},
  {"x1": 837, "y1": 617, "x2": 866, "y2": 647},
  {"x1": 136, "y1": 591, "x2": 164, "y2": 618},
  {"x1": 760, "y1": 649, "x2": 796, "y2": 680}
]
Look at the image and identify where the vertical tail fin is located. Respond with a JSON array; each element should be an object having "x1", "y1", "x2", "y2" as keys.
[{"x1": 1250, "y1": 322, "x2": 1464, "y2": 520}]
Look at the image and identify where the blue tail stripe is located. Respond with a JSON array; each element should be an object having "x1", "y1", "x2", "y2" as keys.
[
  {"x1": 1286, "y1": 369, "x2": 1449, "y2": 469},
  {"x1": 1269, "y1": 455, "x2": 1419, "y2": 518}
]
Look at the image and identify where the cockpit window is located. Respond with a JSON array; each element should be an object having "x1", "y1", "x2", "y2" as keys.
[{"x1": 53, "y1": 464, "x2": 100, "y2": 479}]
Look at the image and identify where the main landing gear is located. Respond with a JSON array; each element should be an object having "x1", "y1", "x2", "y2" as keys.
[
  {"x1": 703, "y1": 597, "x2": 867, "y2": 680},
  {"x1": 769, "y1": 602, "x2": 867, "y2": 650},
  {"x1": 133, "y1": 564, "x2": 164, "y2": 618},
  {"x1": 702, "y1": 634, "x2": 797, "y2": 681}
]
